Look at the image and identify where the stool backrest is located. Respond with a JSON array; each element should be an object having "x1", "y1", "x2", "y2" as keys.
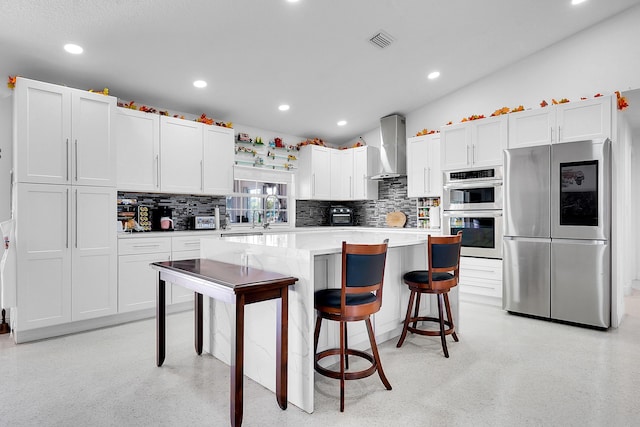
[
  {"x1": 428, "y1": 231, "x2": 462, "y2": 290},
  {"x1": 341, "y1": 239, "x2": 389, "y2": 316}
]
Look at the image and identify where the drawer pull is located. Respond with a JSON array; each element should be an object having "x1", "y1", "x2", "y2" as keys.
[{"x1": 132, "y1": 244, "x2": 162, "y2": 248}]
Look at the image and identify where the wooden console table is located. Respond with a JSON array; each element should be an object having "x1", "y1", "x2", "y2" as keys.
[{"x1": 151, "y1": 258, "x2": 298, "y2": 427}]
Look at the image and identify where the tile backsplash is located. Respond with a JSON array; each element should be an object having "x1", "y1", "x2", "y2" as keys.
[
  {"x1": 118, "y1": 192, "x2": 226, "y2": 231},
  {"x1": 296, "y1": 177, "x2": 418, "y2": 228}
]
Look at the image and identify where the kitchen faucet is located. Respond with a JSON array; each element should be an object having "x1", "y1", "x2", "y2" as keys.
[{"x1": 264, "y1": 195, "x2": 278, "y2": 229}]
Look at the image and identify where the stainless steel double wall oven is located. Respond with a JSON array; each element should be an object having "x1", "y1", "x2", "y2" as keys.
[{"x1": 442, "y1": 167, "x2": 503, "y2": 259}]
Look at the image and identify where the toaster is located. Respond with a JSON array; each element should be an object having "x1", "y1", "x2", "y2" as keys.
[{"x1": 190, "y1": 216, "x2": 216, "y2": 230}]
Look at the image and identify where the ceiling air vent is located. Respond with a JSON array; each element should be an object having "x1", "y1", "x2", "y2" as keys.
[{"x1": 369, "y1": 31, "x2": 394, "y2": 49}]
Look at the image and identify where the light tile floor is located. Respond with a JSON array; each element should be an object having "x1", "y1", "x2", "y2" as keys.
[{"x1": 1, "y1": 300, "x2": 639, "y2": 427}]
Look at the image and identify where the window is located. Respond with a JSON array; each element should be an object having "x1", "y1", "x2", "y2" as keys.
[{"x1": 226, "y1": 179, "x2": 289, "y2": 225}]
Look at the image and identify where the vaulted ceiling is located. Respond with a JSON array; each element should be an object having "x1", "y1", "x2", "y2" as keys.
[{"x1": 1, "y1": 0, "x2": 639, "y2": 144}]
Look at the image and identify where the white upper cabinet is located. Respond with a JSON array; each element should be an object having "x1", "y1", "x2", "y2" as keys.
[
  {"x1": 160, "y1": 116, "x2": 204, "y2": 194},
  {"x1": 556, "y1": 96, "x2": 612, "y2": 143},
  {"x1": 508, "y1": 96, "x2": 613, "y2": 148},
  {"x1": 508, "y1": 108, "x2": 556, "y2": 149},
  {"x1": 159, "y1": 116, "x2": 234, "y2": 195},
  {"x1": 472, "y1": 115, "x2": 508, "y2": 167},
  {"x1": 352, "y1": 146, "x2": 378, "y2": 200},
  {"x1": 203, "y1": 125, "x2": 234, "y2": 195},
  {"x1": 14, "y1": 77, "x2": 116, "y2": 186},
  {"x1": 407, "y1": 134, "x2": 441, "y2": 198},
  {"x1": 115, "y1": 107, "x2": 160, "y2": 191},
  {"x1": 297, "y1": 145, "x2": 332, "y2": 200},
  {"x1": 330, "y1": 149, "x2": 353, "y2": 200},
  {"x1": 441, "y1": 115, "x2": 507, "y2": 170},
  {"x1": 298, "y1": 145, "x2": 378, "y2": 201}
]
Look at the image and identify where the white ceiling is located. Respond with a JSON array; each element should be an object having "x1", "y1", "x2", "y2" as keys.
[{"x1": 1, "y1": 0, "x2": 639, "y2": 144}]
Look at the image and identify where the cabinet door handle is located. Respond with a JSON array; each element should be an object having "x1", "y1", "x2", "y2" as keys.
[
  {"x1": 558, "y1": 126, "x2": 561, "y2": 142},
  {"x1": 66, "y1": 139, "x2": 70, "y2": 182},
  {"x1": 312, "y1": 173, "x2": 316, "y2": 197},
  {"x1": 466, "y1": 145, "x2": 470, "y2": 165},
  {"x1": 155, "y1": 155, "x2": 160, "y2": 189},
  {"x1": 74, "y1": 140, "x2": 78, "y2": 182},
  {"x1": 75, "y1": 189, "x2": 78, "y2": 248},
  {"x1": 549, "y1": 126, "x2": 553, "y2": 143},
  {"x1": 472, "y1": 145, "x2": 476, "y2": 164},
  {"x1": 9, "y1": 170, "x2": 13, "y2": 216},
  {"x1": 66, "y1": 188, "x2": 69, "y2": 249},
  {"x1": 349, "y1": 176, "x2": 352, "y2": 198},
  {"x1": 200, "y1": 160, "x2": 204, "y2": 192},
  {"x1": 427, "y1": 167, "x2": 431, "y2": 192}
]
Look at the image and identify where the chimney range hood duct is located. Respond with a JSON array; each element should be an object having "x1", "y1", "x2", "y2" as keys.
[{"x1": 371, "y1": 114, "x2": 406, "y2": 180}]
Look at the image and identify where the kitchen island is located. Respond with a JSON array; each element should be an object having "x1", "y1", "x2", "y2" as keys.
[{"x1": 199, "y1": 229, "x2": 453, "y2": 413}]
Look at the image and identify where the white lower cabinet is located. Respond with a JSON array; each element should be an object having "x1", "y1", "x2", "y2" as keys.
[
  {"x1": 15, "y1": 183, "x2": 117, "y2": 331},
  {"x1": 458, "y1": 257, "x2": 502, "y2": 305},
  {"x1": 117, "y1": 234, "x2": 219, "y2": 312},
  {"x1": 117, "y1": 237, "x2": 171, "y2": 313},
  {"x1": 170, "y1": 235, "x2": 210, "y2": 304}
]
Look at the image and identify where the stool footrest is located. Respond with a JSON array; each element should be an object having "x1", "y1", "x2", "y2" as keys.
[
  {"x1": 315, "y1": 348, "x2": 377, "y2": 380},
  {"x1": 406, "y1": 316, "x2": 455, "y2": 337}
]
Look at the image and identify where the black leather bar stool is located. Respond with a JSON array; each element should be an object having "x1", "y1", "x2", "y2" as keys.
[
  {"x1": 313, "y1": 239, "x2": 391, "y2": 412},
  {"x1": 396, "y1": 231, "x2": 462, "y2": 358}
]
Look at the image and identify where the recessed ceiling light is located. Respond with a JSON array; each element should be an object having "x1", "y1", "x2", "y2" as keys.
[
  {"x1": 64, "y1": 44, "x2": 83, "y2": 54},
  {"x1": 427, "y1": 71, "x2": 440, "y2": 80},
  {"x1": 337, "y1": 120, "x2": 347, "y2": 126},
  {"x1": 571, "y1": 0, "x2": 587, "y2": 5},
  {"x1": 193, "y1": 80, "x2": 207, "y2": 88},
  {"x1": 278, "y1": 104, "x2": 290, "y2": 111},
  {"x1": 287, "y1": 0, "x2": 300, "y2": 3}
]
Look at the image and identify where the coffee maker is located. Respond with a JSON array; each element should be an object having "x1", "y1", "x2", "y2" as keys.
[{"x1": 151, "y1": 206, "x2": 174, "y2": 231}]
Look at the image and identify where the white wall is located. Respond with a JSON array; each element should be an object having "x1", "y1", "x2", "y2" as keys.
[
  {"x1": 0, "y1": 95, "x2": 12, "y2": 222},
  {"x1": 404, "y1": 5, "x2": 640, "y2": 135},
  {"x1": 633, "y1": 129, "x2": 640, "y2": 287}
]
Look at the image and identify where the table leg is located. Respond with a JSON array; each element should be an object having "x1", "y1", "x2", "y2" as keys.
[
  {"x1": 156, "y1": 276, "x2": 166, "y2": 367},
  {"x1": 194, "y1": 292, "x2": 203, "y2": 355},
  {"x1": 276, "y1": 287, "x2": 288, "y2": 410},
  {"x1": 230, "y1": 295, "x2": 245, "y2": 427}
]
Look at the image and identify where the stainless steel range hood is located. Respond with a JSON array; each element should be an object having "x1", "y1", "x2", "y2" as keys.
[{"x1": 371, "y1": 114, "x2": 406, "y2": 180}]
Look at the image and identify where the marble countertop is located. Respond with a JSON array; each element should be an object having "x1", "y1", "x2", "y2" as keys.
[
  {"x1": 117, "y1": 226, "x2": 440, "y2": 239},
  {"x1": 209, "y1": 228, "x2": 434, "y2": 255}
]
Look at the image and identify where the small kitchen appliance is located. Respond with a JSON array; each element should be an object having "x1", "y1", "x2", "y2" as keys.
[
  {"x1": 189, "y1": 215, "x2": 216, "y2": 230},
  {"x1": 329, "y1": 206, "x2": 354, "y2": 226},
  {"x1": 152, "y1": 207, "x2": 174, "y2": 231}
]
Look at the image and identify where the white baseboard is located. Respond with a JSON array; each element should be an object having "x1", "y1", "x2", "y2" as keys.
[{"x1": 12, "y1": 302, "x2": 192, "y2": 343}]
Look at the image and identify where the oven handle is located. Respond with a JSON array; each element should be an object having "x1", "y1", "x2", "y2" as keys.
[
  {"x1": 443, "y1": 210, "x2": 503, "y2": 218},
  {"x1": 443, "y1": 180, "x2": 503, "y2": 190}
]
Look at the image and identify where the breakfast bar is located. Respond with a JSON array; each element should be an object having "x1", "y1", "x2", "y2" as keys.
[
  {"x1": 198, "y1": 229, "x2": 452, "y2": 413},
  {"x1": 151, "y1": 258, "x2": 298, "y2": 427}
]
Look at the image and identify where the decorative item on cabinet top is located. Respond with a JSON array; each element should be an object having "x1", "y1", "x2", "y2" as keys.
[{"x1": 235, "y1": 133, "x2": 298, "y2": 170}]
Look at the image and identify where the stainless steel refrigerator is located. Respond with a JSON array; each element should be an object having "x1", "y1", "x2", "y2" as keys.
[{"x1": 502, "y1": 139, "x2": 611, "y2": 328}]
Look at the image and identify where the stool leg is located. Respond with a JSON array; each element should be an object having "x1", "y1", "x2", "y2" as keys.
[
  {"x1": 412, "y1": 293, "x2": 421, "y2": 329},
  {"x1": 397, "y1": 289, "x2": 416, "y2": 348},
  {"x1": 313, "y1": 314, "x2": 322, "y2": 358},
  {"x1": 339, "y1": 320, "x2": 346, "y2": 412},
  {"x1": 444, "y1": 292, "x2": 458, "y2": 342},
  {"x1": 437, "y1": 293, "x2": 449, "y2": 358},
  {"x1": 366, "y1": 317, "x2": 392, "y2": 390},
  {"x1": 344, "y1": 322, "x2": 349, "y2": 370}
]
